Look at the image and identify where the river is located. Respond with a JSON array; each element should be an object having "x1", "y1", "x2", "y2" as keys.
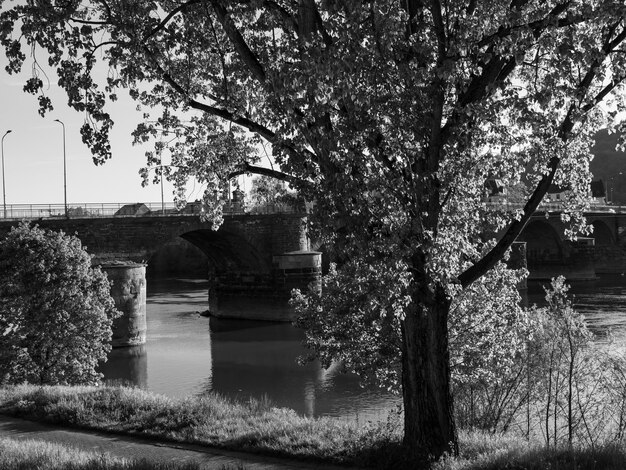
[
  {"x1": 99, "y1": 276, "x2": 626, "y2": 421},
  {"x1": 527, "y1": 275, "x2": 626, "y2": 341},
  {"x1": 99, "y1": 277, "x2": 400, "y2": 421}
]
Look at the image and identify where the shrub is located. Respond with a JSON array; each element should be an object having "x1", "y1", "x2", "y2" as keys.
[{"x1": 0, "y1": 222, "x2": 119, "y2": 385}]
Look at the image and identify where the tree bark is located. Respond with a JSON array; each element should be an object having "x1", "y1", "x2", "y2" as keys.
[{"x1": 401, "y1": 276, "x2": 458, "y2": 459}]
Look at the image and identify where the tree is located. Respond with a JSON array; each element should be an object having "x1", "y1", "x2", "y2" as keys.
[
  {"x1": 0, "y1": 223, "x2": 118, "y2": 385},
  {"x1": 3, "y1": 0, "x2": 626, "y2": 458},
  {"x1": 249, "y1": 175, "x2": 300, "y2": 211},
  {"x1": 250, "y1": 176, "x2": 286, "y2": 206}
]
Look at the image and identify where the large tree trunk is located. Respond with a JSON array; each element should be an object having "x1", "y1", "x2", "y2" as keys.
[{"x1": 401, "y1": 278, "x2": 458, "y2": 459}]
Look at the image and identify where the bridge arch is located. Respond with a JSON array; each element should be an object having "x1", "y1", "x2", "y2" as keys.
[
  {"x1": 519, "y1": 220, "x2": 565, "y2": 265},
  {"x1": 142, "y1": 220, "x2": 276, "y2": 281},
  {"x1": 590, "y1": 220, "x2": 614, "y2": 246},
  {"x1": 146, "y1": 238, "x2": 207, "y2": 276},
  {"x1": 177, "y1": 228, "x2": 271, "y2": 274},
  {"x1": 0, "y1": 213, "x2": 316, "y2": 321}
]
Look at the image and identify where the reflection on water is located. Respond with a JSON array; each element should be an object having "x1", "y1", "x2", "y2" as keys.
[
  {"x1": 99, "y1": 276, "x2": 626, "y2": 420},
  {"x1": 99, "y1": 278, "x2": 399, "y2": 420},
  {"x1": 100, "y1": 345, "x2": 148, "y2": 388}
]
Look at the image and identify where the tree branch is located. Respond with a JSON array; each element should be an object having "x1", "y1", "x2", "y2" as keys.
[
  {"x1": 228, "y1": 163, "x2": 308, "y2": 188},
  {"x1": 148, "y1": 54, "x2": 273, "y2": 139},
  {"x1": 96, "y1": 0, "x2": 112, "y2": 22},
  {"x1": 478, "y1": 2, "x2": 577, "y2": 48},
  {"x1": 457, "y1": 156, "x2": 559, "y2": 288},
  {"x1": 459, "y1": 19, "x2": 626, "y2": 287},
  {"x1": 311, "y1": 1, "x2": 333, "y2": 47},
  {"x1": 143, "y1": 0, "x2": 205, "y2": 42},
  {"x1": 263, "y1": 0, "x2": 299, "y2": 33},
  {"x1": 86, "y1": 41, "x2": 119, "y2": 61},
  {"x1": 458, "y1": 51, "x2": 607, "y2": 287},
  {"x1": 144, "y1": 45, "x2": 320, "y2": 172},
  {"x1": 402, "y1": 0, "x2": 424, "y2": 37},
  {"x1": 582, "y1": 75, "x2": 626, "y2": 113},
  {"x1": 68, "y1": 17, "x2": 108, "y2": 25},
  {"x1": 210, "y1": 0, "x2": 267, "y2": 83}
]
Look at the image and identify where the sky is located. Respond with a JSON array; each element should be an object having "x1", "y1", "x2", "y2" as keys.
[
  {"x1": 2, "y1": 12, "x2": 623, "y2": 208},
  {"x1": 0, "y1": 56, "x2": 184, "y2": 206}
]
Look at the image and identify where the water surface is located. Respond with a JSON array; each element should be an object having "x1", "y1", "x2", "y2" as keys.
[
  {"x1": 101, "y1": 276, "x2": 626, "y2": 420},
  {"x1": 100, "y1": 278, "x2": 399, "y2": 421},
  {"x1": 527, "y1": 275, "x2": 626, "y2": 340}
]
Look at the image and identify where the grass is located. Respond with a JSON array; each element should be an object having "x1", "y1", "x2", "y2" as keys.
[
  {"x1": 0, "y1": 436, "x2": 245, "y2": 470},
  {"x1": 3, "y1": 385, "x2": 626, "y2": 469},
  {"x1": 0, "y1": 384, "x2": 402, "y2": 468},
  {"x1": 434, "y1": 430, "x2": 626, "y2": 470}
]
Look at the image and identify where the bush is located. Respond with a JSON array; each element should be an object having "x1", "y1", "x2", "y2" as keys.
[
  {"x1": 0, "y1": 222, "x2": 119, "y2": 385},
  {"x1": 454, "y1": 275, "x2": 626, "y2": 448}
]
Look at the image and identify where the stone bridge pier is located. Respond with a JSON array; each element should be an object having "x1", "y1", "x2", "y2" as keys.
[{"x1": 0, "y1": 213, "x2": 322, "y2": 345}]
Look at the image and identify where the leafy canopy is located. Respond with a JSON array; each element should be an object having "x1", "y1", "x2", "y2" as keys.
[
  {"x1": 4, "y1": 0, "x2": 626, "y2": 455},
  {"x1": 0, "y1": 223, "x2": 119, "y2": 386},
  {"x1": 1, "y1": 1, "x2": 625, "y2": 278}
]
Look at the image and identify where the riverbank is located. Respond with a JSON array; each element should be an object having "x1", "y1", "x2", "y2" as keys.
[
  {"x1": 3, "y1": 385, "x2": 626, "y2": 469},
  {"x1": 0, "y1": 415, "x2": 348, "y2": 469},
  {"x1": 0, "y1": 384, "x2": 401, "y2": 468},
  {"x1": 0, "y1": 435, "x2": 203, "y2": 470}
]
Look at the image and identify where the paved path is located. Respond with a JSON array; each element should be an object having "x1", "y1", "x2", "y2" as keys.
[{"x1": 0, "y1": 415, "x2": 358, "y2": 470}]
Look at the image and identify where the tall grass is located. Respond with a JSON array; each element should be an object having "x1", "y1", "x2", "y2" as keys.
[
  {"x1": 0, "y1": 384, "x2": 401, "y2": 467},
  {"x1": 4, "y1": 384, "x2": 626, "y2": 469},
  {"x1": 435, "y1": 430, "x2": 626, "y2": 470},
  {"x1": 0, "y1": 437, "x2": 210, "y2": 470}
]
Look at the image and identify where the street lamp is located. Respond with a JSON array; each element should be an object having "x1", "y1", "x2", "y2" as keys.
[
  {"x1": 147, "y1": 164, "x2": 166, "y2": 213},
  {"x1": 607, "y1": 173, "x2": 623, "y2": 205},
  {"x1": 54, "y1": 119, "x2": 68, "y2": 218},
  {"x1": 1, "y1": 130, "x2": 12, "y2": 219},
  {"x1": 146, "y1": 161, "x2": 174, "y2": 214}
]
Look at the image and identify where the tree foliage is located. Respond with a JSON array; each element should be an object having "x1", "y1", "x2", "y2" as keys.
[
  {"x1": 3, "y1": 0, "x2": 626, "y2": 458},
  {"x1": 294, "y1": 259, "x2": 530, "y2": 405},
  {"x1": 293, "y1": 258, "x2": 409, "y2": 391},
  {"x1": 453, "y1": 277, "x2": 626, "y2": 447},
  {"x1": 0, "y1": 223, "x2": 119, "y2": 385},
  {"x1": 249, "y1": 176, "x2": 299, "y2": 211}
]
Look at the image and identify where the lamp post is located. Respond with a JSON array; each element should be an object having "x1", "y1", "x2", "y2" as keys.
[
  {"x1": 54, "y1": 119, "x2": 68, "y2": 218},
  {"x1": 157, "y1": 163, "x2": 165, "y2": 213},
  {"x1": 1, "y1": 130, "x2": 12, "y2": 219},
  {"x1": 147, "y1": 162, "x2": 170, "y2": 213},
  {"x1": 607, "y1": 173, "x2": 623, "y2": 205}
]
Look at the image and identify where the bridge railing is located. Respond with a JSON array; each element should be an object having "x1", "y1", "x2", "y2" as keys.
[
  {"x1": 483, "y1": 202, "x2": 625, "y2": 213},
  {"x1": 0, "y1": 201, "x2": 304, "y2": 220}
]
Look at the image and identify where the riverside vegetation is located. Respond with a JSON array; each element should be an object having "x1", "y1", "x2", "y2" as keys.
[
  {"x1": 3, "y1": 382, "x2": 626, "y2": 469},
  {"x1": 5, "y1": 277, "x2": 626, "y2": 469},
  {"x1": 6, "y1": 1, "x2": 626, "y2": 458},
  {"x1": 2, "y1": 222, "x2": 626, "y2": 467},
  {"x1": 0, "y1": 437, "x2": 206, "y2": 470}
]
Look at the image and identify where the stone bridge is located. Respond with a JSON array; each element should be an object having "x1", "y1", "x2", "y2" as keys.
[
  {"x1": 0, "y1": 213, "x2": 321, "y2": 323},
  {"x1": 519, "y1": 211, "x2": 626, "y2": 280}
]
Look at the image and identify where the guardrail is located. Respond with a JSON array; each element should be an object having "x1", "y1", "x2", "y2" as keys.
[
  {"x1": 0, "y1": 201, "x2": 302, "y2": 220},
  {"x1": 2, "y1": 200, "x2": 617, "y2": 221},
  {"x1": 484, "y1": 202, "x2": 624, "y2": 213}
]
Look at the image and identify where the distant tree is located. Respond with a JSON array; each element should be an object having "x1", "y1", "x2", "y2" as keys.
[
  {"x1": 0, "y1": 223, "x2": 119, "y2": 385},
  {"x1": 249, "y1": 176, "x2": 299, "y2": 211},
  {"x1": 250, "y1": 176, "x2": 285, "y2": 206}
]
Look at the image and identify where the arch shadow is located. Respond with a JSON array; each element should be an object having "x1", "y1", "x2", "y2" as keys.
[
  {"x1": 590, "y1": 220, "x2": 614, "y2": 246},
  {"x1": 519, "y1": 220, "x2": 565, "y2": 265}
]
